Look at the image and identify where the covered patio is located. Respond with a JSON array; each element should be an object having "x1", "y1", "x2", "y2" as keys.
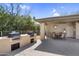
[{"x1": 37, "y1": 14, "x2": 79, "y2": 39}]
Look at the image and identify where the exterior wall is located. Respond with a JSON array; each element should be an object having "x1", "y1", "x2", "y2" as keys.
[
  {"x1": 45, "y1": 22, "x2": 74, "y2": 38},
  {"x1": 76, "y1": 22, "x2": 79, "y2": 39},
  {"x1": 0, "y1": 38, "x2": 11, "y2": 54},
  {"x1": 66, "y1": 23, "x2": 74, "y2": 38}
]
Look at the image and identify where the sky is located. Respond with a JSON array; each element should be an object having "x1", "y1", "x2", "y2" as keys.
[{"x1": 1, "y1": 3, "x2": 79, "y2": 19}]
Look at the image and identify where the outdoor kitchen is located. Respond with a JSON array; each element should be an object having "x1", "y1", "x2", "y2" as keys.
[{"x1": 0, "y1": 31, "x2": 37, "y2": 54}]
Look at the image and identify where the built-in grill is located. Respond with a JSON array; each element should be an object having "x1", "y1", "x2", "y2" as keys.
[
  {"x1": 8, "y1": 31, "x2": 20, "y2": 40},
  {"x1": 27, "y1": 31, "x2": 34, "y2": 37},
  {"x1": 27, "y1": 31, "x2": 35, "y2": 43}
]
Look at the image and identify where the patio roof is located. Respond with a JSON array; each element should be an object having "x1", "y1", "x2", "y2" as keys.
[{"x1": 36, "y1": 14, "x2": 79, "y2": 23}]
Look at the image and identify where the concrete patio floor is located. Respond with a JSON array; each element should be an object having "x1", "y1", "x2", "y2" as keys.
[{"x1": 35, "y1": 38, "x2": 79, "y2": 56}]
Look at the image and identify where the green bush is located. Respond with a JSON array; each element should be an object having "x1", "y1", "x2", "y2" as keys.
[{"x1": 0, "y1": 5, "x2": 40, "y2": 36}]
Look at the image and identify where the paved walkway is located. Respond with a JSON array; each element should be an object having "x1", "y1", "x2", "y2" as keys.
[
  {"x1": 15, "y1": 49, "x2": 62, "y2": 56},
  {"x1": 15, "y1": 39, "x2": 62, "y2": 56},
  {"x1": 36, "y1": 39, "x2": 79, "y2": 56}
]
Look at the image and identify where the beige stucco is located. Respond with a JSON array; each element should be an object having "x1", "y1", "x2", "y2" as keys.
[
  {"x1": 44, "y1": 22, "x2": 75, "y2": 38},
  {"x1": 0, "y1": 37, "x2": 11, "y2": 54},
  {"x1": 20, "y1": 34, "x2": 30, "y2": 47},
  {"x1": 40, "y1": 23, "x2": 45, "y2": 40},
  {"x1": 20, "y1": 34, "x2": 37, "y2": 47},
  {"x1": 0, "y1": 34, "x2": 37, "y2": 54},
  {"x1": 76, "y1": 22, "x2": 79, "y2": 39}
]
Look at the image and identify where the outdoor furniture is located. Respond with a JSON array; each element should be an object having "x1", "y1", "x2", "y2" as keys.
[
  {"x1": 52, "y1": 32, "x2": 56, "y2": 38},
  {"x1": 52, "y1": 32, "x2": 66, "y2": 39},
  {"x1": 61, "y1": 33, "x2": 66, "y2": 39}
]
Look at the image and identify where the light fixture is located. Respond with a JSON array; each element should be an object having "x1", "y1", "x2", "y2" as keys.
[
  {"x1": 63, "y1": 29, "x2": 66, "y2": 33},
  {"x1": 54, "y1": 25, "x2": 57, "y2": 29},
  {"x1": 64, "y1": 30, "x2": 66, "y2": 33}
]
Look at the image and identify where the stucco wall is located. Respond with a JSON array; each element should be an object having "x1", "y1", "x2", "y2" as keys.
[
  {"x1": 40, "y1": 23, "x2": 45, "y2": 40},
  {"x1": 20, "y1": 34, "x2": 30, "y2": 47},
  {"x1": 0, "y1": 38, "x2": 11, "y2": 54},
  {"x1": 76, "y1": 22, "x2": 79, "y2": 39},
  {"x1": 45, "y1": 22, "x2": 74, "y2": 38},
  {"x1": 66, "y1": 23, "x2": 74, "y2": 37}
]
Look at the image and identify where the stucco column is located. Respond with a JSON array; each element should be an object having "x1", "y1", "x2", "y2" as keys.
[
  {"x1": 40, "y1": 23, "x2": 45, "y2": 40},
  {"x1": 76, "y1": 22, "x2": 79, "y2": 39}
]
